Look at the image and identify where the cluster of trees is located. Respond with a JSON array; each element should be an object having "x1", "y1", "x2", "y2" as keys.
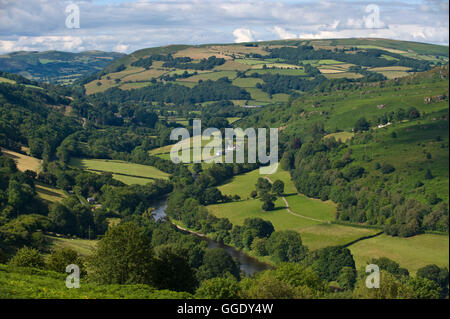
[
  {"x1": 252, "y1": 177, "x2": 284, "y2": 211},
  {"x1": 131, "y1": 54, "x2": 225, "y2": 71},
  {"x1": 94, "y1": 77, "x2": 250, "y2": 105},
  {"x1": 251, "y1": 73, "x2": 326, "y2": 95},
  {"x1": 162, "y1": 55, "x2": 225, "y2": 70}
]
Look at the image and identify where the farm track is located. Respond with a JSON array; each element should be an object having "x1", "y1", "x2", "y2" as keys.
[{"x1": 264, "y1": 176, "x2": 329, "y2": 223}]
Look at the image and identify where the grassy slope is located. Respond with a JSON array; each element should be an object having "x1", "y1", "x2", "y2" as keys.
[
  {"x1": 1, "y1": 148, "x2": 42, "y2": 172},
  {"x1": 45, "y1": 236, "x2": 98, "y2": 257},
  {"x1": 0, "y1": 264, "x2": 191, "y2": 299},
  {"x1": 84, "y1": 39, "x2": 447, "y2": 109},
  {"x1": 349, "y1": 234, "x2": 449, "y2": 274}
]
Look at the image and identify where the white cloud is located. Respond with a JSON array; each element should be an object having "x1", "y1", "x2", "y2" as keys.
[
  {"x1": 0, "y1": 0, "x2": 447, "y2": 53},
  {"x1": 232, "y1": 28, "x2": 255, "y2": 43},
  {"x1": 272, "y1": 26, "x2": 297, "y2": 40}
]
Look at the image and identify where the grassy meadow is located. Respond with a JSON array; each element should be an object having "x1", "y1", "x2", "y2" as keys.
[{"x1": 349, "y1": 234, "x2": 449, "y2": 274}]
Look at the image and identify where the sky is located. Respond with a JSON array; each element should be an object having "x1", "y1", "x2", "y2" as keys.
[{"x1": 0, "y1": 0, "x2": 448, "y2": 54}]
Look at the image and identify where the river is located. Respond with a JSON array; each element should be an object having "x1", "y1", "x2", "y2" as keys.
[{"x1": 151, "y1": 197, "x2": 271, "y2": 276}]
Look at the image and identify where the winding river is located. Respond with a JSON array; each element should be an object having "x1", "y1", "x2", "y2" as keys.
[{"x1": 151, "y1": 197, "x2": 271, "y2": 276}]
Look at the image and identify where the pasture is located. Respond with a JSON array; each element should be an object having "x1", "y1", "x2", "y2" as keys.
[
  {"x1": 46, "y1": 236, "x2": 98, "y2": 257},
  {"x1": 70, "y1": 158, "x2": 169, "y2": 185},
  {"x1": 1, "y1": 148, "x2": 42, "y2": 172},
  {"x1": 35, "y1": 182, "x2": 66, "y2": 203},
  {"x1": 349, "y1": 234, "x2": 449, "y2": 274},
  {"x1": 208, "y1": 166, "x2": 377, "y2": 250}
]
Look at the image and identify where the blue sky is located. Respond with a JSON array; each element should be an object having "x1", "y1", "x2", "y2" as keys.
[{"x1": 0, "y1": 0, "x2": 448, "y2": 54}]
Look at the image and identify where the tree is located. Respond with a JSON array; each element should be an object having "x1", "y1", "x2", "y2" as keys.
[
  {"x1": 240, "y1": 271, "x2": 296, "y2": 299},
  {"x1": 353, "y1": 271, "x2": 416, "y2": 299},
  {"x1": 152, "y1": 244, "x2": 197, "y2": 293},
  {"x1": 354, "y1": 117, "x2": 370, "y2": 132},
  {"x1": 407, "y1": 277, "x2": 440, "y2": 299},
  {"x1": 192, "y1": 163, "x2": 203, "y2": 175},
  {"x1": 243, "y1": 218, "x2": 275, "y2": 239},
  {"x1": 417, "y1": 264, "x2": 449, "y2": 298},
  {"x1": 272, "y1": 180, "x2": 285, "y2": 196},
  {"x1": 47, "y1": 248, "x2": 85, "y2": 275},
  {"x1": 9, "y1": 247, "x2": 45, "y2": 269},
  {"x1": 251, "y1": 237, "x2": 268, "y2": 256},
  {"x1": 259, "y1": 191, "x2": 276, "y2": 211},
  {"x1": 381, "y1": 163, "x2": 395, "y2": 174},
  {"x1": 197, "y1": 248, "x2": 240, "y2": 282},
  {"x1": 337, "y1": 266, "x2": 357, "y2": 290},
  {"x1": 280, "y1": 151, "x2": 293, "y2": 171},
  {"x1": 312, "y1": 246, "x2": 355, "y2": 282},
  {"x1": 266, "y1": 231, "x2": 308, "y2": 263},
  {"x1": 273, "y1": 263, "x2": 328, "y2": 297},
  {"x1": 195, "y1": 275, "x2": 240, "y2": 299},
  {"x1": 370, "y1": 257, "x2": 409, "y2": 279},
  {"x1": 255, "y1": 177, "x2": 272, "y2": 193},
  {"x1": 425, "y1": 168, "x2": 433, "y2": 180},
  {"x1": 88, "y1": 222, "x2": 154, "y2": 285}
]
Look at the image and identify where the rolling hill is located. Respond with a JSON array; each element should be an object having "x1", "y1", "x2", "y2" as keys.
[
  {"x1": 82, "y1": 38, "x2": 448, "y2": 107},
  {"x1": 0, "y1": 50, "x2": 124, "y2": 84}
]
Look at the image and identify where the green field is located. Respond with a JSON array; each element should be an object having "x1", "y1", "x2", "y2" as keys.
[
  {"x1": 46, "y1": 236, "x2": 98, "y2": 257},
  {"x1": 349, "y1": 234, "x2": 449, "y2": 274},
  {"x1": 35, "y1": 182, "x2": 66, "y2": 203},
  {"x1": 70, "y1": 158, "x2": 169, "y2": 185},
  {"x1": 323, "y1": 131, "x2": 355, "y2": 142},
  {"x1": 208, "y1": 166, "x2": 379, "y2": 250}
]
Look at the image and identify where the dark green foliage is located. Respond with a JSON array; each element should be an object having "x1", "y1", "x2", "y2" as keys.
[
  {"x1": 8, "y1": 247, "x2": 45, "y2": 269},
  {"x1": 337, "y1": 266, "x2": 357, "y2": 290},
  {"x1": 354, "y1": 117, "x2": 370, "y2": 132},
  {"x1": 381, "y1": 163, "x2": 395, "y2": 174},
  {"x1": 370, "y1": 257, "x2": 409, "y2": 279},
  {"x1": 46, "y1": 248, "x2": 85, "y2": 275},
  {"x1": 197, "y1": 248, "x2": 240, "y2": 282},
  {"x1": 152, "y1": 244, "x2": 198, "y2": 293},
  {"x1": 272, "y1": 180, "x2": 284, "y2": 196},
  {"x1": 417, "y1": 264, "x2": 449, "y2": 298},
  {"x1": 195, "y1": 275, "x2": 240, "y2": 299},
  {"x1": 266, "y1": 230, "x2": 308, "y2": 263},
  {"x1": 311, "y1": 246, "x2": 355, "y2": 282},
  {"x1": 88, "y1": 222, "x2": 154, "y2": 285}
]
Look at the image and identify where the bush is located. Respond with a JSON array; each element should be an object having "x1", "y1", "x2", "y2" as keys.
[
  {"x1": 381, "y1": 163, "x2": 395, "y2": 174},
  {"x1": 46, "y1": 248, "x2": 85, "y2": 275},
  {"x1": 9, "y1": 247, "x2": 45, "y2": 269}
]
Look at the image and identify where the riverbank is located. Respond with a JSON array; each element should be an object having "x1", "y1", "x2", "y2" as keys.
[{"x1": 169, "y1": 218, "x2": 275, "y2": 274}]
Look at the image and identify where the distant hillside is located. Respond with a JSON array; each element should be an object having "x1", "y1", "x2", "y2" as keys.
[
  {"x1": 81, "y1": 38, "x2": 448, "y2": 108},
  {"x1": 0, "y1": 50, "x2": 124, "y2": 84},
  {"x1": 239, "y1": 65, "x2": 449, "y2": 236}
]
